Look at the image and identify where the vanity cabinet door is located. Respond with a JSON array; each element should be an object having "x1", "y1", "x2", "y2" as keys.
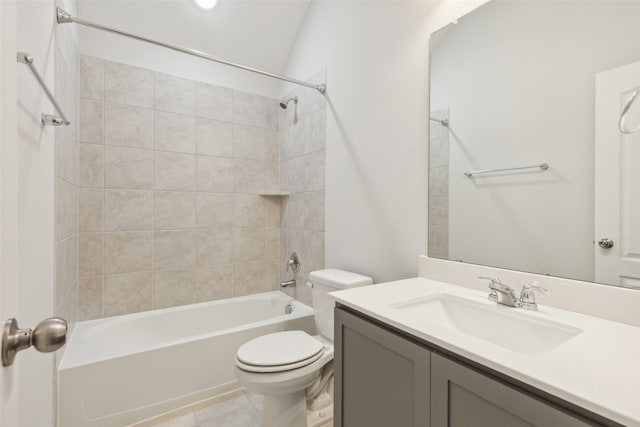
[
  {"x1": 334, "y1": 307, "x2": 430, "y2": 427},
  {"x1": 430, "y1": 353, "x2": 592, "y2": 427}
]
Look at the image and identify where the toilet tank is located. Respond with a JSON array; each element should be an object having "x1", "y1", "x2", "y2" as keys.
[{"x1": 309, "y1": 269, "x2": 373, "y2": 340}]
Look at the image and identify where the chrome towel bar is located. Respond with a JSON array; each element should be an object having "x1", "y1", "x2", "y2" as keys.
[
  {"x1": 464, "y1": 163, "x2": 549, "y2": 178},
  {"x1": 16, "y1": 52, "x2": 70, "y2": 126}
]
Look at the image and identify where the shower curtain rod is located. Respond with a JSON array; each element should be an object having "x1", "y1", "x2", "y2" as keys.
[{"x1": 55, "y1": 7, "x2": 326, "y2": 95}]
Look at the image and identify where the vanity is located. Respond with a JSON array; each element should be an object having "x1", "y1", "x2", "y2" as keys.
[{"x1": 330, "y1": 258, "x2": 640, "y2": 427}]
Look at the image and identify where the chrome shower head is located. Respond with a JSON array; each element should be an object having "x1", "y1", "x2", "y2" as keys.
[{"x1": 279, "y1": 96, "x2": 298, "y2": 109}]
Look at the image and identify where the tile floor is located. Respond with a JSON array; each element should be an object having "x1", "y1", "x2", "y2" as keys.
[{"x1": 131, "y1": 389, "x2": 333, "y2": 427}]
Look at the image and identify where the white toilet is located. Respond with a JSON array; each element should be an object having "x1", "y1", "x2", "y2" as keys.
[{"x1": 235, "y1": 269, "x2": 372, "y2": 427}]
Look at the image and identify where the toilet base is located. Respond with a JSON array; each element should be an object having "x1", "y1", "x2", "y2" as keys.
[{"x1": 262, "y1": 391, "x2": 308, "y2": 427}]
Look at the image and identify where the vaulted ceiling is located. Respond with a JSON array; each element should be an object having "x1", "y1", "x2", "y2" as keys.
[{"x1": 76, "y1": 0, "x2": 312, "y2": 75}]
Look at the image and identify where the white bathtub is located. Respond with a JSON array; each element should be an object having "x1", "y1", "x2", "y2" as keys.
[{"x1": 58, "y1": 291, "x2": 315, "y2": 427}]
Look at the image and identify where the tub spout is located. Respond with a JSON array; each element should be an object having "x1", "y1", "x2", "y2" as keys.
[{"x1": 280, "y1": 279, "x2": 296, "y2": 288}]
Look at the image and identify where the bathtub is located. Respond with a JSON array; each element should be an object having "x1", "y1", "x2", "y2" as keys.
[{"x1": 58, "y1": 291, "x2": 315, "y2": 427}]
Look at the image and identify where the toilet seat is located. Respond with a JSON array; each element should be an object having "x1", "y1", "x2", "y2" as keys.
[{"x1": 236, "y1": 331, "x2": 325, "y2": 373}]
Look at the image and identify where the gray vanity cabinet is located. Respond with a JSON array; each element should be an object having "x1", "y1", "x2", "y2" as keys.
[
  {"x1": 334, "y1": 307, "x2": 430, "y2": 427},
  {"x1": 335, "y1": 306, "x2": 606, "y2": 427},
  {"x1": 430, "y1": 353, "x2": 590, "y2": 427}
]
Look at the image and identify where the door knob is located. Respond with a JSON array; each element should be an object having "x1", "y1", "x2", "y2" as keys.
[
  {"x1": 598, "y1": 238, "x2": 614, "y2": 249},
  {"x1": 2, "y1": 317, "x2": 67, "y2": 367}
]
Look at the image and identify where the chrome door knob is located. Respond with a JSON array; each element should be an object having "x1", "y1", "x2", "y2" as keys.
[
  {"x1": 598, "y1": 238, "x2": 614, "y2": 249},
  {"x1": 2, "y1": 317, "x2": 67, "y2": 367}
]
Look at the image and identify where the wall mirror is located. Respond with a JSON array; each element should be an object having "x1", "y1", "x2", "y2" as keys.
[{"x1": 428, "y1": 0, "x2": 640, "y2": 288}]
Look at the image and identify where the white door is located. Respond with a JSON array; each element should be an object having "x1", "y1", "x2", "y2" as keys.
[
  {"x1": 594, "y1": 60, "x2": 640, "y2": 287},
  {"x1": 1, "y1": 1, "x2": 57, "y2": 426}
]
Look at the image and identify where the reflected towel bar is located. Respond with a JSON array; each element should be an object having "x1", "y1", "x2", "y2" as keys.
[
  {"x1": 464, "y1": 163, "x2": 549, "y2": 178},
  {"x1": 430, "y1": 117, "x2": 449, "y2": 127},
  {"x1": 619, "y1": 87, "x2": 640, "y2": 134},
  {"x1": 16, "y1": 52, "x2": 70, "y2": 126}
]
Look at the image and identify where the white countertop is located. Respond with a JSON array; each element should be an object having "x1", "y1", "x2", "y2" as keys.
[{"x1": 331, "y1": 277, "x2": 640, "y2": 427}]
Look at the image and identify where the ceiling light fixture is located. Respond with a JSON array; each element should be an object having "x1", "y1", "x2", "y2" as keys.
[{"x1": 194, "y1": 0, "x2": 218, "y2": 10}]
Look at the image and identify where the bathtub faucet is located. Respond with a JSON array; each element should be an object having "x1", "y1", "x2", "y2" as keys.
[{"x1": 280, "y1": 279, "x2": 297, "y2": 288}]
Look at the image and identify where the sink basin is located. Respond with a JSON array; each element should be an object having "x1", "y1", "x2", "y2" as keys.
[{"x1": 391, "y1": 294, "x2": 582, "y2": 356}]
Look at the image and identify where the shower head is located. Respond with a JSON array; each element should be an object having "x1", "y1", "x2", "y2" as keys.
[{"x1": 279, "y1": 96, "x2": 298, "y2": 109}]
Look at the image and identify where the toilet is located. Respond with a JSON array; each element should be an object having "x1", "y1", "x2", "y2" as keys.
[{"x1": 235, "y1": 269, "x2": 372, "y2": 427}]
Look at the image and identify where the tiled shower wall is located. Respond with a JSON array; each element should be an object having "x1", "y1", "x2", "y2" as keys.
[
  {"x1": 428, "y1": 108, "x2": 449, "y2": 258},
  {"x1": 77, "y1": 55, "x2": 282, "y2": 319},
  {"x1": 279, "y1": 70, "x2": 327, "y2": 306}
]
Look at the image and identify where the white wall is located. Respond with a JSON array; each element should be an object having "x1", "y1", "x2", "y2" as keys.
[
  {"x1": 280, "y1": 0, "x2": 485, "y2": 283},
  {"x1": 431, "y1": 1, "x2": 640, "y2": 282}
]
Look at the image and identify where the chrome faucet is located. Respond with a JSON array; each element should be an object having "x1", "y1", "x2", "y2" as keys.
[
  {"x1": 480, "y1": 277, "x2": 550, "y2": 310},
  {"x1": 517, "y1": 282, "x2": 550, "y2": 311},
  {"x1": 281, "y1": 252, "x2": 301, "y2": 289},
  {"x1": 479, "y1": 277, "x2": 518, "y2": 307}
]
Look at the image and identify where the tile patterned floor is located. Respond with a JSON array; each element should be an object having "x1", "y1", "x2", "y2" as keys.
[{"x1": 130, "y1": 389, "x2": 333, "y2": 427}]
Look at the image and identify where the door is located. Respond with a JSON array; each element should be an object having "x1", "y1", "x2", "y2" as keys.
[
  {"x1": 1, "y1": 1, "x2": 57, "y2": 426},
  {"x1": 595, "y1": 60, "x2": 640, "y2": 287}
]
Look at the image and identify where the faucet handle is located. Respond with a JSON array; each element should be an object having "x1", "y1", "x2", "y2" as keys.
[
  {"x1": 478, "y1": 276, "x2": 502, "y2": 285},
  {"x1": 518, "y1": 282, "x2": 550, "y2": 310},
  {"x1": 479, "y1": 276, "x2": 503, "y2": 303}
]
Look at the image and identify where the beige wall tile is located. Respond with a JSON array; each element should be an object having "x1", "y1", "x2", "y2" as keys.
[
  {"x1": 265, "y1": 130, "x2": 279, "y2": 163},
  {"x1": 104, "y1": 272, "x2": 152, "y2": 317},
  {"x1": 195, "y1": 82, "x2": 233, "y2": 122},
  {"x1": 284, "y1": 157, "x2": 305, "y2": 194},
  {"x1": 153, "y1": 231, "x2": 196, "y2": 269},
  {"x1": 79, "y1": 98, "x2": 103, "y2": 144},
  {"x1": 155, "y1": 191, "x2": 196, "y2": 230},
  {"x1": 303, "y1": 191, "x2": 325, "y2": 231},
  {"x1": 153, "y1": 268, "x2": 195, "y2": 309},
  {"x1": 232, "y1": 125, "x2": 266, "y2": 161},
  {"x1": 79, "y1": 143, "x2": 104, "y2": 188},
  {"x1": 211, "y1": 229, "x2": 234, "y2": 265},
  {"x1": 78, "y1": 277, "x2": 103, "y2": 321},
  {"x1": 265, "y1": 261, "x2": 280, "y2": 291},
  {"x1": 428, "y1": 166, "x2": 448, "y2": 197},
  {"x1": 55, "y1": 283, "x2": 77, "y2": 325},
  {"x1": 233, "y1": 91, "x2": 270, "y2": 128},
  {"x1": 428, "y1": 196, "x2": 449, "y2": 227},
  {"x1": 265, "y1": 228, "x2": 279, "y2": 260},
  {"x1": 55, "y1": 236, "x2": 77, "y2": 306},
  {"x1": 78, "y1": 233, "x2": 103, "y2": 277},
  {"x1": 154, "y1": 151, "x2": 196, "y2": 191},
  {"x1": 55, "y1": 178, "x2": 78, "y2": 241},
  {"x1": 264, "y1": 162, "x2": 279, "y2": 193},
  {"x1": 104, "y1": 147, "x2": 153, "y2": 190},
  {"x1": 302, "y1": 230, "x2": 325, "y2": 271},
  {"x1": 196, "y1": 156, "x2": 234, "y2": 193},
  {"x1": 79, "y1": 189, "x2": 103, "y2": 232},
  {"x1": 196, "y1": 119, "x2": 233, "y2": 158},
  {"x1": 154, "y1": 72, "x2": 195, "y2": 116},
  {"x1": 154, "y1": 111, "x2": 196, "y2": 154},
  {"x1": 282, "y1": 193, "x2": 304, "y2": 229},
  {"x1": 196, "y1": 265, "x2": 233, "y2": 302},
  {"x1": 104, "y1": 61, "x2": 153, "y2": 108},
  {"x1": 303, "y1": 109, "x2": 327, "y2": 155},
  {"x1": 233, "y1": 228, "x2": 265, "y2": 263},
  {"x1": 196, "y1": 193, "x2": 234, "y2": 228},
  {"x1": 104, "y1": 103, "x2": 153, "y2": 149},
  {"x1": 104, "y1": 232, "x2": 152, "y2": 274},
  {"x1": 80, "y1": 55, "x2": 104, "y2": 100},
  {"x1": 294, "y1": 267, "x2": 313, "y2": 307},
  {"x1": 233, "y1": 261, "x2": 267, "y2": 297},
  {"x1": 233, "y1": 194, "x2": 264, "y2": 228},
  {"x1": 55, "y1": 125, "x2": 78, "y2": 186},
  {"x1": 104, "y1": 190, "x2": 153, "y2": 231},
  {"x1": 428, "y1": 227, "x2": 449, "y2": 258},
  {"x1": 233, "y1": 159, "x2": 264, "y2": 194},
  {"x1": 264, "y1": 196, "x2": 281, "y2": 228},
  {"x1": 304, "y1": 150, "x2": 325, "y2": 192},
  {"x1": 429, "y1": 136, "x2": 449, "y2": 168}
]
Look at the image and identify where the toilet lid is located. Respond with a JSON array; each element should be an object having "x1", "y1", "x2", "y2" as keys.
[{"x1": 236, "y1": 331, "x2": 324, "y2": 368}]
